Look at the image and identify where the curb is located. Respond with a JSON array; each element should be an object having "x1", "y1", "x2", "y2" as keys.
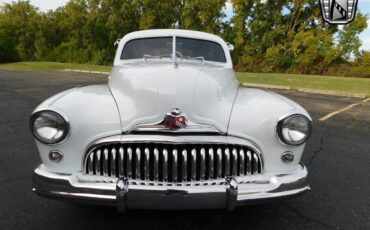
[
  {"x1": 242, "y1": 83, "x2": 367, "y2": 99},
  {"x1": 297, "y1": 88, "x2": 366, "y2": 99},
  {"x1": 241, "y1": 83, "x2": 291, "y2": 90},
  {"x1": 64, "y1": 69, "x2": 110, "y2": 75}
]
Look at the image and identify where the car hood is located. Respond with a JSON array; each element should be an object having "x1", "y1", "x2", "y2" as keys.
[{"x1": 108, "y1": 63, "x2": 238, "y2": 133}]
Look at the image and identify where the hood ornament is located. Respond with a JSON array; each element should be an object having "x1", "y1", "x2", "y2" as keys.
[
  {"x1": 162, "y1": 108, "x2": 188, "y2": 130},
  {"x1": 132, "y1": 108, "x2": 221, "y2": 133}
]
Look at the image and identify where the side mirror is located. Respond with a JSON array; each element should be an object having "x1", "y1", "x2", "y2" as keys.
[
  {"x1": 114, "y1": 39, "x2": 121, "y2": 47},
  {"x1": 227, "y1": 43, "x2": 234, "y2": 51}
]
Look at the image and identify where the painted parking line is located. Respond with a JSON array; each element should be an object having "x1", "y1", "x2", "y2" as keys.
[{"x1": 319, "y1": 98, "x2": 370, "y2": 121}]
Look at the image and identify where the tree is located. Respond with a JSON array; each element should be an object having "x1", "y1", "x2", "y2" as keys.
[
  {"x1": 0, "y1": 1, "x2": 40, "y2": 60},
  {"x1": 180, "y1": 0, "x2": 225, "y2": 34},
  {"x1": 0, "y1": 29, "x2": 19, "y2": 62},
  {"x1": 139, "y1": 0, "x2": 180, "y2": 29},
  {"x1": 0, "y1": 0, "x2": 368, "y2": 76},
  {"x1": 337, "y1": 12, "x2": 368, "y2": 60}
]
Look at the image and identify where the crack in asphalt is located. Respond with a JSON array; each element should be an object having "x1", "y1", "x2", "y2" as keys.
[
  {"x1": 281, "y1": 202, "x2": 334, "y2": 229},
  {"x1": 307, "y1": 135, "x2": 326, "y2": 166}
]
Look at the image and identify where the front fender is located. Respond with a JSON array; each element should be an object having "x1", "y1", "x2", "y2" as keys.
[
  {"x1": 228, "y1": 88, "x2": 311, "y2": 174},
  {"x1": 32, "y1": 85, "x2": 121, "y2": 174}
]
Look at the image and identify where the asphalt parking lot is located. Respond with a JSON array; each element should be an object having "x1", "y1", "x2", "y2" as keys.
[{"x1": 0, "y1": 70, "x2": 369, "y2": 229}]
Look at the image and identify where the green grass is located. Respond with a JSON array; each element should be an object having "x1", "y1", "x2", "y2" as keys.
[
  {"x1": 0, "y1": 61, "x2": 111, "y2": 72},
  {"x1": 1, "y1": 62, "x2": 369, "y2": 97},
  {"x1": 237, "y1": 72, "x2": 370, "y2": 97}
]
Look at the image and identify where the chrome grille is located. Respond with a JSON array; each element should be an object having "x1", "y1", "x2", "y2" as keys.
[{"x1": 84, "y1": 143, "x2": 263, "y2": 182}]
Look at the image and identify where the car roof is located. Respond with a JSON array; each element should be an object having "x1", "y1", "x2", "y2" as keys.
[{"x1": 122, "y1": 29, "x2": 226, "y2": 45}]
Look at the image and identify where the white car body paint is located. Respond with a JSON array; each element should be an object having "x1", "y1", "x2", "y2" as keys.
[
  {"x1": 31, "y1": 30, "x2": 312, "y2": 208},
  {"x1": 33, "y1": 29, "x2": 311, "y2": 174}
]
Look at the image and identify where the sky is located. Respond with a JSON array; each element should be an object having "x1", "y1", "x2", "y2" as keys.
[{"x1": 0, "y1": 0, "x2": 369, "y2": 50}]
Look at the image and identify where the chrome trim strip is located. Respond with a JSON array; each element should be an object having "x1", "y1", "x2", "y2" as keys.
[{"x1": 131, "y1": 120, "x2": 223, "y2": 134}]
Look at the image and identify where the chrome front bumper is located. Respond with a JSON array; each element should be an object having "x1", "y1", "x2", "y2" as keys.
[{"x1": 32, "y1": 164, "x2": 310, "y2": 211}]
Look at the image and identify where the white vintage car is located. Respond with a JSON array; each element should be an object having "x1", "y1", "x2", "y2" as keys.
[{"x1": 31, "y1": 29, "x2": 312, "y2": 210}]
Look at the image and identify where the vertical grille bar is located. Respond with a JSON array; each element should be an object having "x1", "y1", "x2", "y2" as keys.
[
  {"x1": 216, "y1": 148, "x2": 222, "y2": 178},
  {"x1": 161, "y1": 148, "x2": 167, "y2": 181},
  {"x1": 154, "y1": 148, "x2": 159, "y2": 181},
  {"x1": 182, "y1": 149, "x2": 187, "y2": 182},
  {"x1": 172, "y1": 149, "x2": 178, "y2": 182},
  {"x1": 239, "y1": 149, "x2": 245, "y2": 176},
  {"x1": 144, "y1": 148, "x2": 150, "y2": 180},
  {"x1": 95, "y1": 150, "x2": 101, "y2": 175},
  {"x1": 127, "y1": 147, "x2": 132, "y2": 178},
  {"x1": 208, "y1": 148, "x2": 214, "y2": 179},
  {"x1": 110, "y1": 148, "x2": 116, "y2": 177},
  {"x1": 87, "y1": 152, "x2": 94, "y2": 174},
  {"x1": 119, "y1": 147, "x2": 124, "y2": 177},
  {"x1": 246, "y1": 150, "x2": 252, "y2": 175},
  {"x1": 191, "y1": 149, "x2": 197, "y2": 181},
  {"x1": 200, "y1": 148, "x2": 206, "y2": 181},
  {"x1": 103, "y1": 148, "x2": 109, "y2": 176},
  {"x1": 253, "y1": 154, "x2": 258, "y2": 174},
  {"x1": 225, "y1": 148, "x2": 230, "y2": 177},
  {"x1": 232, "y1": 148, "x2": 238, "y2": 176},
  {"x1": 135, "y1": 148, "x2": 141, "y2": 179}
]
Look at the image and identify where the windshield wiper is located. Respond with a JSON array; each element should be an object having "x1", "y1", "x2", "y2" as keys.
[
  {"x1": 143, "y1": 54, "x2": 172, "y2": 61},
  {"x1": 183, "y1": 56, "x2": 205, "y2": 62}
]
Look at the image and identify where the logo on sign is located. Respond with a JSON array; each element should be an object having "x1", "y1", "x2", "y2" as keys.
[{"x1": 319, "y1": 0, "x2": 358, "y2": 24}]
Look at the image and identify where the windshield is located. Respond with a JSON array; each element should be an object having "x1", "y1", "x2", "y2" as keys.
[
  {"x1": 176, "y1": 37, "x2": 226, "y2": 63},
  {"x1": 120, "y1": 37, "x2": 172, "y2": 60},
  {"x1": 121, "y1": 36, "x2": 226, "y2": 63}
]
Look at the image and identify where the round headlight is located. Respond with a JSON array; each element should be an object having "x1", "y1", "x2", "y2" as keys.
[
  {"x1": 30, "y1": 110, "x2": 69, "y2": 144},
  {"x1": 277, "y1": 114, "x2": 312, "y2": 146}
]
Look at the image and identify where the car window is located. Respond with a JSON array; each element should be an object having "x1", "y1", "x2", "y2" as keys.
[
  {"x1": 176, "y1": 37, "x2": 226, "y2": 63},
  {"x1": 121, "y1": 37, "x2": 172, "y2": 60}
]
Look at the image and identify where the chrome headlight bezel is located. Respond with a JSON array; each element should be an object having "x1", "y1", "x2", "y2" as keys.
[
  {"x1": 30, "y1": 110, "x2": 70, "y2": 145},
  {"x1": 276, "y1": 114, "x2": 312, "y2": 146}
]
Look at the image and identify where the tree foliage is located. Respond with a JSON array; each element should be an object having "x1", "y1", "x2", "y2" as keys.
[{"x1": 0, "y1": 0, "x2": 368, "y2": 76}]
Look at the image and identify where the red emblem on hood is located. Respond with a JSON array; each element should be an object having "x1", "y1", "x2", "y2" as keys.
[{"x1": 163, "y1": 108, "x2": 188, "y2": 130}]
